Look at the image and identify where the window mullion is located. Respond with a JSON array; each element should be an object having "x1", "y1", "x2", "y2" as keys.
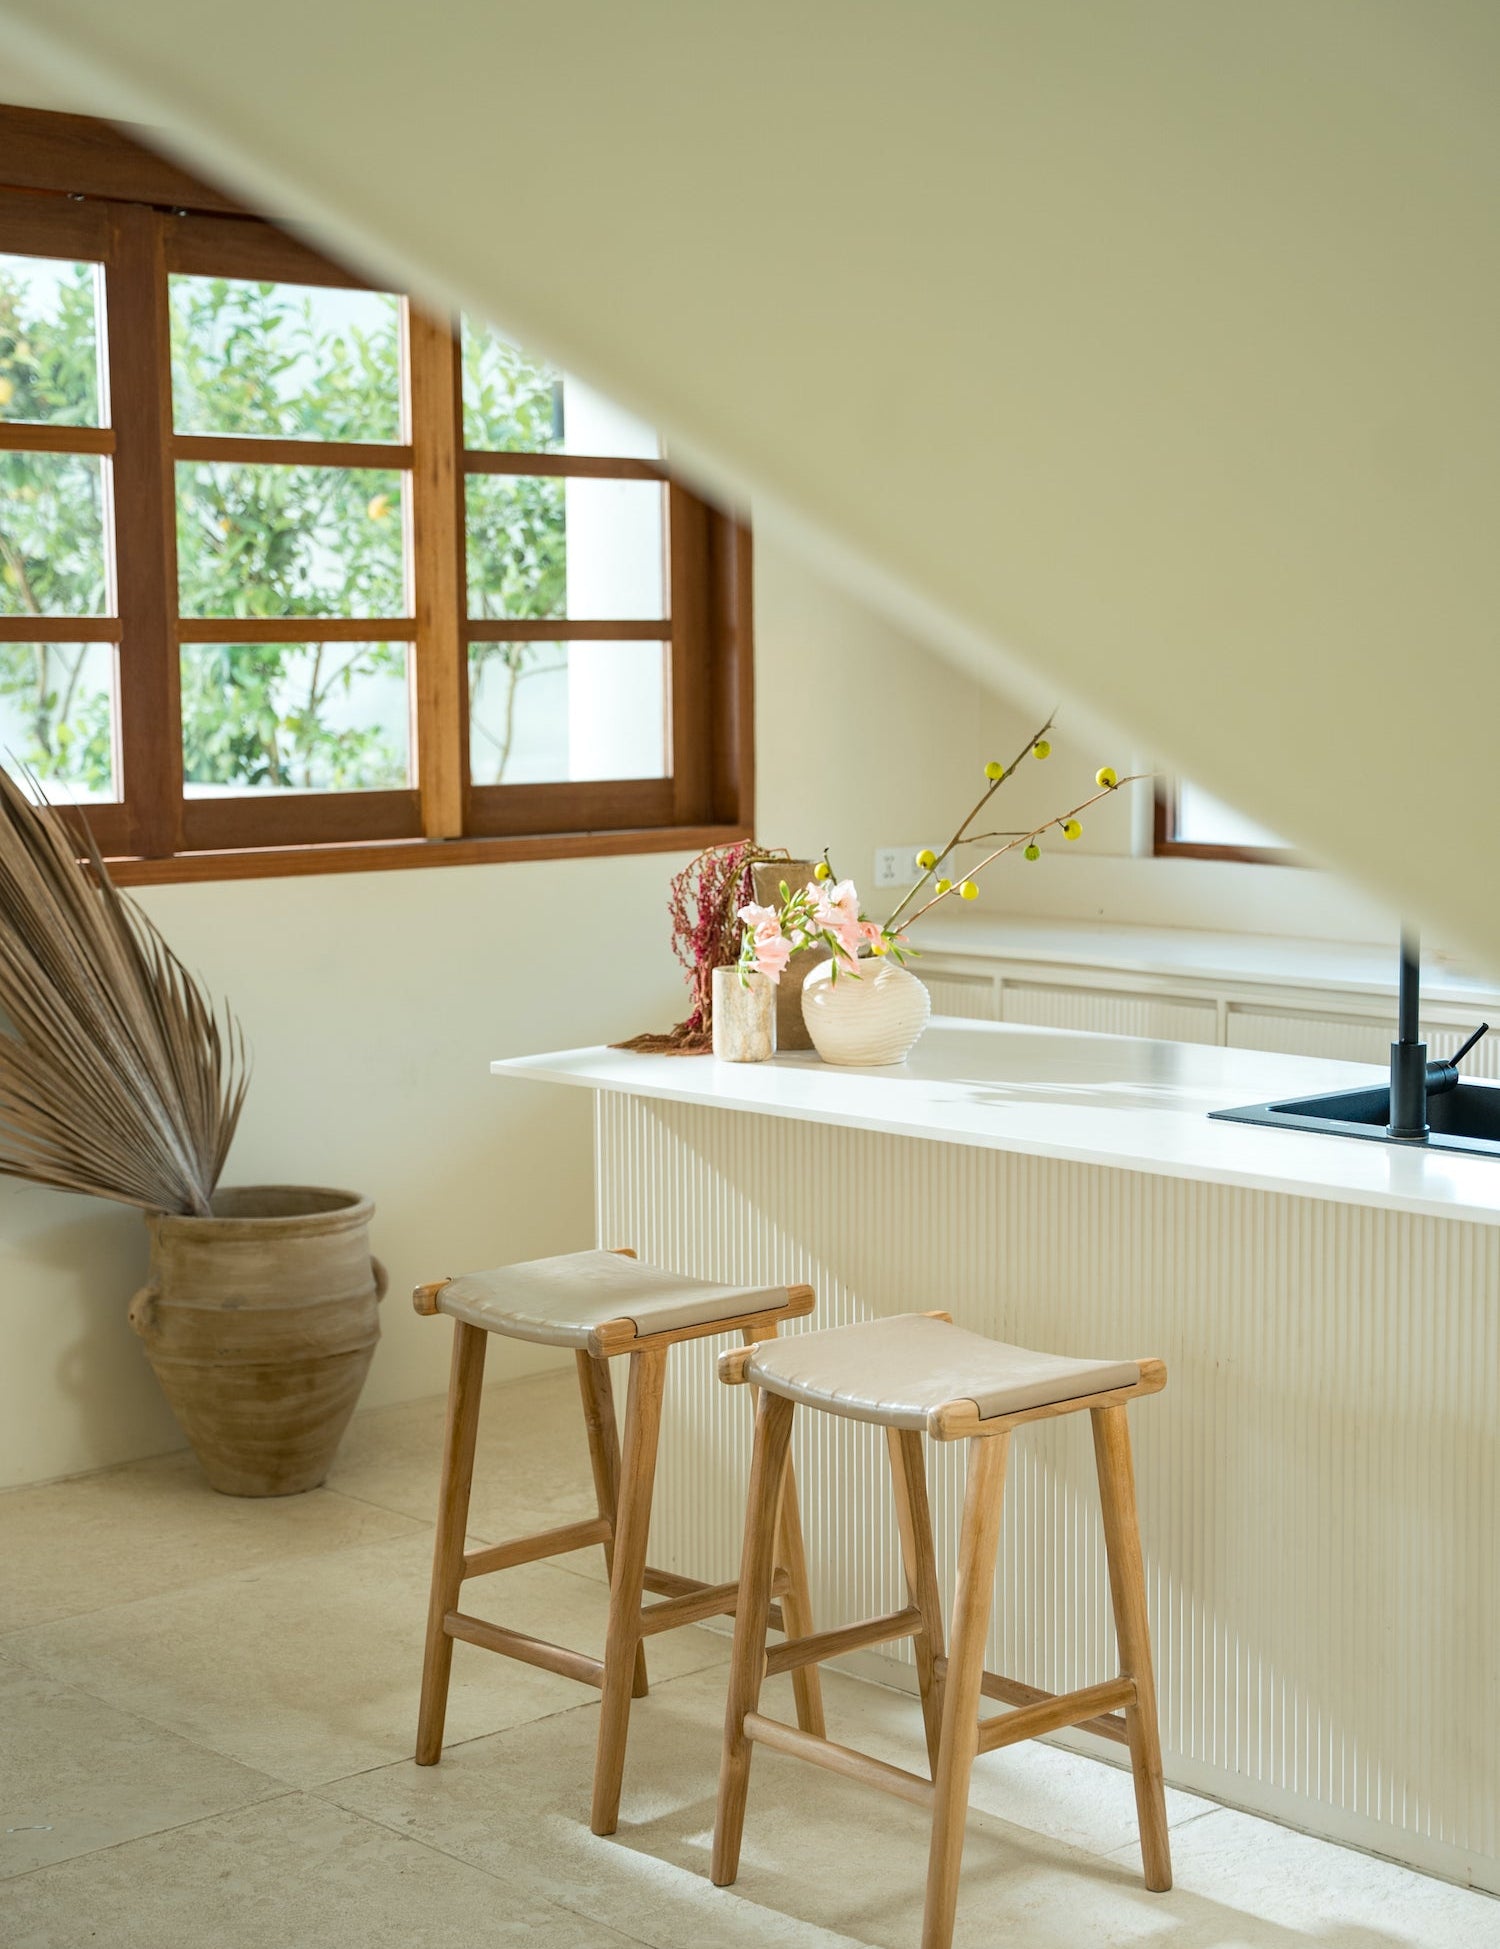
[
  {"x1": 406, "y1": 305, "x2": 465, "y2": 839},
  {"x1": 105, "y1": 202, "x2": 182, "y2": 860}
]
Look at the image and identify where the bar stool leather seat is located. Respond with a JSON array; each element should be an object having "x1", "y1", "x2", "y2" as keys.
[
  {"x1": 742, "y1": 1311, "x2": 1141, "y2": 1432},
  {"x1": 437, "y1": 1248, "x2": 795, "y2": 1354}
]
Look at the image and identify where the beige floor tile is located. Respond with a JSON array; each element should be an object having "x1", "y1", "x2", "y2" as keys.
[
  {"x1": 5, "y1": 1531, "x2": 728, "y2": 1789},
  {"x1": 0, "y1": 1656, "x2": 279, "y2": 1879},
  {"x1": 328, "y1": 1661, "x2": 1482, "y2": 1949},
  {"x1": 0, "y1": 1447, "x2": 423, "y2": 1633},
  {"x1": 3, "y1": 1792, "x2": 648, "y2": 1949},
  {"x1": 329, "y1": 1364, "x2": 615, "y2": 1538},
  {"x1": 1135, "y1": 1803, "x2": 1500, "y2": 1947}
]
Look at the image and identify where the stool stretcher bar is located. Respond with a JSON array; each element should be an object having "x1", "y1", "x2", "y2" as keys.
[
  {"x1": 974, "y1": 1675, "x2": 1136, "y2": 1756},
  {"x1": 959, "y1": 1664, "x2": 1132, "y2": 1747},
  {"x1": 444, "y1": 1611, "x2": 606, "y2": 1687},
  {"x1": 462, "y1": 1517, "x2": 613, "y2": 1580},
  {"x1": 743, "y1": 1713, "x2": 935, "y2": 1810},
  {"x1": 764, "y1": 1606, "x2": 923, "y2": 1677},
  {"x1": 640, "y1": 1568, "x2": 792, "y2": 1637}
]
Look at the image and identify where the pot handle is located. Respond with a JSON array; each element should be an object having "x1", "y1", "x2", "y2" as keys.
[
  {"x1": 127, "y1": 1281, "x2": 158, "y2": 1340},
  {"x1": 370, "y1": 1255, "x2": 390, "y2": 1302}
]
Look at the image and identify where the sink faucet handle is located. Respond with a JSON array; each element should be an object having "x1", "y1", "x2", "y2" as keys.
[{"x1": 1451, "y1": 1022, "x2": 1490, "y2": 1068}]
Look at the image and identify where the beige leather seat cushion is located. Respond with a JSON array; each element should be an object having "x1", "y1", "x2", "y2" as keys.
[
  {"x1": 743, "y1": 1313, "x2": 1140, "y2": 1433},
  {"x1": 437, "y1": 1250, "x2": 792, "y2": 1351}
]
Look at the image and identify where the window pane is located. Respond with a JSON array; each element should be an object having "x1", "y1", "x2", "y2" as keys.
[
  {"x1": 0, "y1": 253, "x2": 103, "y2": 427},
  {"x1": 0, "y1": 641, "x2": 117, "y2": 800},
  {"x1": 0, "y1": 451, "x2": 109, "y2": 615},
  {"x1": 169, "y1": 277, "x2": 401, "y2": 441},
  {"x1": 461, "y1": 318, "x2": 659, "y2": 460},
  {"x1": 465, "y1": 476, "x2": 664, "y2": 621},
  {"x1": 176, "y1": 464, "x2": 405, "y2": 618},
  {"x1": 180, "y1": 641, "x2": 410, "y2": 792},
  {"x1": 1176, "y1": 781, "x2": 1287, "y2": 851},
  {"x1": 468, "y1": 640, "x2": 666, "y2": 785}
]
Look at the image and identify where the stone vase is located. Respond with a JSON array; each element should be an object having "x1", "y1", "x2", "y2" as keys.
[
  {"x1": 751, "y1": 859, "x2": 828, "y2": 1050},
  {"x1": 800, "y1": 957, "x2": 931, "y2": 1066},
  {"x1": 129, "y1": 1186, "x2": 385, "y2": 1497},
  {"x1": 712, "y1": 965, "x2": 776, "y2": 1062}
]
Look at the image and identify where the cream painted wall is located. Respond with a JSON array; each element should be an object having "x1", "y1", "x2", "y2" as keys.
[{"x1": 0, "y1": 536, "x2": 996, "y2": 1489}]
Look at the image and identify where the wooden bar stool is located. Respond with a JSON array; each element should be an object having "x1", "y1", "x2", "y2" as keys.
[
  {"x1": 412, "y1": 1246, "x2": 824, "y2": 1835},
  {"x1": 712, "y1": 1310, "x2": 1170, "y2": 1949}
]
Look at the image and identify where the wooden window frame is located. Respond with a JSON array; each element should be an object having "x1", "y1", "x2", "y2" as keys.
[
  {"x1": 0, "y1": 106, "x2": 752, "y2": 885},
  {"x1": 1152, "y1": 782, "x2": 1297, "y2": 866}
]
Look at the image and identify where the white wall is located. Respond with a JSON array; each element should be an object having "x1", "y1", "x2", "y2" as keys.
[{"x1": 0, "y1": 535, "x2": 996, "y2": 1488}]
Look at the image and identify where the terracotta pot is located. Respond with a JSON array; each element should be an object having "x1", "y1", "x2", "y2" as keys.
[
  {"x1": 751, "y1": 860, "x2": 828, "y2": 1050},
  {"x1": 800, "y1": 957, "x2": 931, "y2": 1066},
  {"x1": 129, "y1": 1186, "x2": 385, "y2": 1497}
]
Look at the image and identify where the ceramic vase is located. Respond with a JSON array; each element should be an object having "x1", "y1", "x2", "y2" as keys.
[
  {"x1": 800, "y1": 957, "x2": 931, "y2": 1066},
  {"x1": 712, "y1": 965, "x2": 776, "y2": 1062}
]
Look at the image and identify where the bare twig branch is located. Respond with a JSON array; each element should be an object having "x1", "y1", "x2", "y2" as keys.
[{"x1": 881, "y1": 708, "x2": 1057, "y2": 933}]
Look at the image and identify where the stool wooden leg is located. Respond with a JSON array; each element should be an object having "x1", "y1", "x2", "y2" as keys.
[
  {"x1": 416, "y1": 1320, "x2": 487, "y2": 1765},
  {"x1": 1091, "y1": 1403, "x2": 1172, "y2": 1893},
  {"x1": 590, "y1": 1344, "x2": 667, "y2": 1836},
  {"x1": 576, "y1": 1350, "x2": 649, "y2": 1701},
  {"x1": 887, "y1": 1427, "x2": 947, "y2": 1775},
  {"x1": 713, "y1": 1387, "x2": 796, "y2": 1887},
  {"x1": 774, "y1": 1455, "x2": 825, "y2": 1736},
  {"x1": 750, "y1": 1322, "x2": 824, "y2": 1738},
  {"x1": 922, "y1": 1432, "x2": 1008, "y2": 1949}
]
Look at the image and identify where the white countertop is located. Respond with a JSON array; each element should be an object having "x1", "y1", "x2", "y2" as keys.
[
  {"x1": 494, "y1": 1020, "x2": 1500, "y2": 1226},
  {"x1": 908, "y1": 914, "x2": 1500, "y2": 1008}
]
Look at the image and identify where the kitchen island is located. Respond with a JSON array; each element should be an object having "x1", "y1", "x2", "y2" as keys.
[{"x1": 494, "y1": 1021, "x2": 1499, "y2": 1892}]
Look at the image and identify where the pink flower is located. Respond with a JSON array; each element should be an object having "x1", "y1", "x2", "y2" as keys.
[
  {"x1": 752, "y1": 933, "x2": 793, "y2": 981},
  {"x1": 858, "y1": 920, "x2": 883, "y2": 944},
  {"x1": 737, "y1": 901, "x2": 780, "y2": 933}
]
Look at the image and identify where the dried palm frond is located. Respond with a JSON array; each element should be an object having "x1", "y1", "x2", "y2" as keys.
[{"x1": 0, "y1": 768, "x2": 248, "y2": 1215}]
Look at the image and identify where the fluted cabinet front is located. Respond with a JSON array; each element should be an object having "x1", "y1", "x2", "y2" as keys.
[{"x1": 596, "y1": 1090, "x2": 1499, "y2": 1893}]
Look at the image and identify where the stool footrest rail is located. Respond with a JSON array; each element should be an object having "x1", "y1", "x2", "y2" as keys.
[
  {"x1": 443, "y1": 1611, "x2": 606, "y2": 1687},
  {"x1": 973, "y1": 1675, "x2": 1136, "y2": 1754},
  {"x1": 462, "y1": 1517, "x2": 613, "y2": 1580},
  {"x1": 763, "y1": 1606, "x2": 923, "y2": 1677},
  {"x1": 743, "y1": 1712, "x2": 935, "y2": 1809}
]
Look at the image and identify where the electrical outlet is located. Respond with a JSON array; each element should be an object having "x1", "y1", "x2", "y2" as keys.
[{"x1": 873, "y1": 844, "x2": 926, "y2": 889}]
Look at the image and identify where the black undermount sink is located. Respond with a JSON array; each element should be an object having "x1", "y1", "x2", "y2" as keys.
[
  {"x1": 1211, "y1": 929, "x2": 1500, "y2": 1157},
  {"x1": 1210, "y1": 1077, "x2": 1500, "y2": 1157}
]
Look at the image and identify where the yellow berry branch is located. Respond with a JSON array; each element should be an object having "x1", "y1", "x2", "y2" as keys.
[
  {"x1": 880, "y1": 709, "x2": 1056, "y2": 935},
  {"x1": 897, "y1": 769, "x2": 1150, "y2": 930}
]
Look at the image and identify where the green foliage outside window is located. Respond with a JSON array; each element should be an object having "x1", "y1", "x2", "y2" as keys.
[
  {"x1": 0, "y1": 261, "x2": 113, "y2": 794},
  {"x1": 461, "y1": 321, "x2": 569, "y2": 784}
]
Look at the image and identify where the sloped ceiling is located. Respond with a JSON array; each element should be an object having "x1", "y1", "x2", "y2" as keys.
[{"x1": 3, "y1": 2, "x2": 1498, "y2": 965}]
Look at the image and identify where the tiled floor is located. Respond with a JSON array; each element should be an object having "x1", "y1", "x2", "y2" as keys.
[{"x1": 2, "y1": 1369, "x2": 1494, "y2": 1947}]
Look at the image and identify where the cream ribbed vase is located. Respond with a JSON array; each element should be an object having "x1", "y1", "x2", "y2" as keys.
[{"x1": 800, "y1": 957, "x2": 931, "y2": 1066}]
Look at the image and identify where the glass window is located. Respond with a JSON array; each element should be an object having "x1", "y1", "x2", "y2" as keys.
[
  {"x1": 170, "y1": 277, "x2": 401, "y2": 442},
  {"x1": 1175, "y1": 781, "x2": 1287, "y2": 852},
  {"x1": 461, "y1": 318, "x2": 659, "y2": 460},
  {"x1": 180, "y1": 641, "x2": 410, "y2": 793},
  {"x1": 175, "y1": 464, "x2": 405, "y2": 618},
  {"x1": 464, "y1": 475, "x2": 664, "y2": 621},
  {"x1": 0, "y1": 452, "x2": 110, "y2": 615},
  {"x1": 468, "y1": 639, "x2": 667, "y2": 785},
  {"x1": 0, "y1": 641, "x2": 117, "y2": 800},
  {"x1": 0, "y1": 252, "x2": 104, "y2": 427}
]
